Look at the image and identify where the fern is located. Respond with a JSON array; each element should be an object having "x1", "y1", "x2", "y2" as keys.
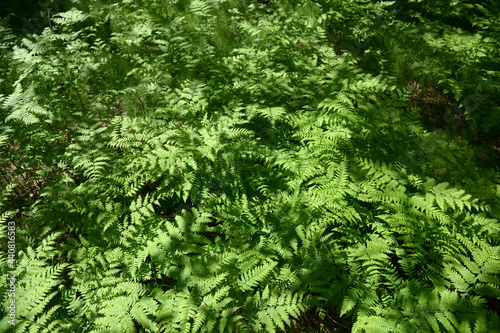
[{"x1": 1, "y1": 0, "x2": 499, "y2": 332}]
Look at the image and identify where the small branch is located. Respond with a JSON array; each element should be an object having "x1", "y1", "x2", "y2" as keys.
[
  {"x1": 131, "y1": 90, "x2": 145, "y2": 114},
  {"x1": 47, "y1": 9, "x2": 53, "y2": 31},
  {"x1": 325, "y1": 312, "x2": 351, "y2": 330}
]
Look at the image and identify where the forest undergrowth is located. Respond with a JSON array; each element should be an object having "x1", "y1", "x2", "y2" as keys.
[{"x1": 1, "y1": 0, "x2": 499, "y2": 332}]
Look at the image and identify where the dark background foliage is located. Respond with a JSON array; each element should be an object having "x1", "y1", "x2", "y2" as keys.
[{"x1": 1, "y1": 0, "x2": 499, "y2": 332}]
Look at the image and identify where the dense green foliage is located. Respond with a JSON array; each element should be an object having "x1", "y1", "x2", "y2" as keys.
[{"x1": 1, "y1": 0, "x2": 499, "y2": 332}]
